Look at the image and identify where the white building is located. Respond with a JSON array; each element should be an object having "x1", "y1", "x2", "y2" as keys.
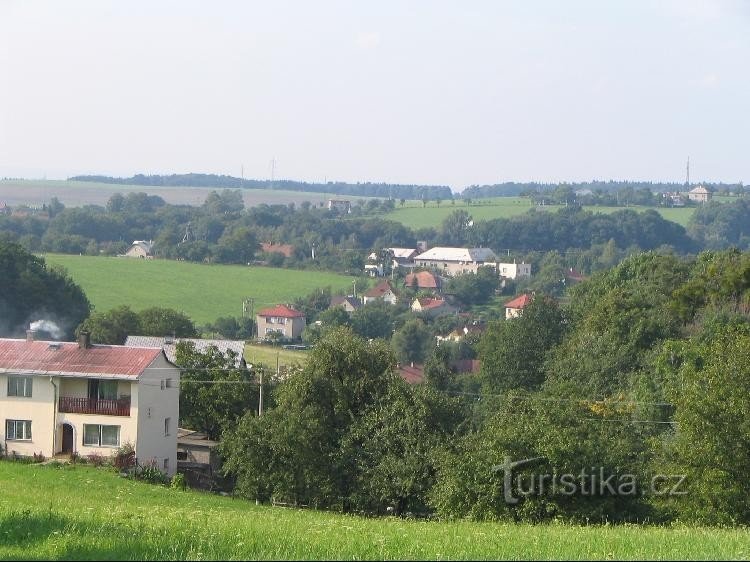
[
  {"x1": 687, "y1": 186, "x2": 712, "y2": 203},
  {"x1": 0, "y1": 331, "x2": 179, "y2": 475},
  {"x1": 414, "y1": 247, "x2": 497, "y2": 276},
  {"x1": 495, "y1": 261, "x2": 532, "y2": 280},
  {"x1": 125, "y1": 240, "x2": 154, "y2": 258}
]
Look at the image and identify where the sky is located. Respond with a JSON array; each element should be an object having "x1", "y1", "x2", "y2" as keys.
[{"x1": 0, "y1": 0, "x2": 748, "y2": 191}]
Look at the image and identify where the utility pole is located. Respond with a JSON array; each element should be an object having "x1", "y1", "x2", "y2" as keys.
[{"x1": 257, "y1": 366, "x2": 264, "y2": 417}]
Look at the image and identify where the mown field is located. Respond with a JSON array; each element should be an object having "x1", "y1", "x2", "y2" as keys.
[
  {"x1": 0, "y1": 462, "x2": 747, "y2": 560},
  {"x1": 381, "y1": 199, "x2": 697, "y2": 228},
  {"x1": 42, "y1": 254, "x2": 356, "y2": 325},
  {"x1": 244, "y1": 343, "x2": 308, "y2": 369},
  {"x1": 0, "y1": 179, "x2": 369, "y2": 208}
]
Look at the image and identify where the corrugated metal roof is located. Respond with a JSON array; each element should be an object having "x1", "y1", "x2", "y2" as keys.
[
  {"x1": 124, "y1": 336, "x2": 246, "y2": 367},
  {"x1": 415, "y1": 247, "x2": 497, "y2": 263},
  {"x1": 0, "y1": 339, "x2": 163, "y2": 378}
]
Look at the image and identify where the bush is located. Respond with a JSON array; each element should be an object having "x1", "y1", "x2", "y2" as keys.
[
  {"x1": 32, "y1": 452, "x2": 46, "y2": 463},
  {"x1": 137, "y1": 461, "x2": 168, "y2": 485},
  {"x1": 170, "y1": 472, "x2": 186, "y2": 491},
  {"x1": 86, "y1": 453, "x2": 109, "y2": 467},
  {"x1": 113, "y1": 443, "x2": 136, "y2": 470}
]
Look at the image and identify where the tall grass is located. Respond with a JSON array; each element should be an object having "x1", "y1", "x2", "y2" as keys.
[{"x1": 0, "y1": 462, "x2": 747, "y2": 560}]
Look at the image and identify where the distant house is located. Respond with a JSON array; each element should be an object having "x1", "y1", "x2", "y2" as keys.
[
  {"x1": 388, "y1": 248, "x2": 418, "y2": 268},
  {"x1": 260, "y1": 242, "x2": 295, "y2": 258},
  {"x1": 364, "y1": 263, "x2": 384, "y2": 277},
  {"x1": 662, "y1": 192, "x2": 686, "y2": 207},
  {"x1": 565, "y1": 268, "x2": 587, "y2": 285},
  {"x1": 436, "y1": 323, "x2": 486, "y2": 343},
  {"x1": 397, "y1": 363, "x2": 425, "y2": 385},
  {"x1": 505, "y1": 293, "x2": 532, "y2": 319},
  {"x1": 329, "y1": 295, "x2": 361, "y2": 313},
  {"x1": 411, "y1": 297, "x2": 456, "y2": 318},
  {"x1": 327, "y1": 199, "x2": 352, "y2": 214},
  {"x1": 414, "y1": 247, "x2": 497, "y2": 276},
  {"x1": 125, "y1": 240, "x2": 154, "y2": 259},
  {"x1": 124, "y1": 336, "x2": 247, "y2": 368},
  {"x1": 404, "y1": 271, "x2": 442, "y2": 292},
  {"x1": 687, "y1": 185, "x2": 712, "y2": 203},
  {"x1": 363, "y1": 280, "x2": 398, "y2": 305},
  {"x1": 256, "y1": 304, "x2": 306, "y2": 341},
  {"x1": 496, "y1": 261, "x2": 532, "y2": 280}
]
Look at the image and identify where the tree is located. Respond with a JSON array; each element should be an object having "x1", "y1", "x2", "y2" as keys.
[
  {"x1": 391, "y1": 319, "x2": 432, "y2": 364},
  {"x1": 440, "y1": 209, "x2": 473, "y2": 245},
  {"x1": 350, "y1": 300, "x2": 400, "y2": 340},
  {"x1": 0, "y1": 241, "x2": 91, "y2": 338},
  {"x1": 447, "y1": 266, "x2": 497, "y2": 305},
  {"x1": 176, "y1": 341, "x2": 256, "y2": 440},
  {"x1": 76, "y1": 305, "x2": 140, "y2": 344},
  {"x1": 137, "y1": 307, "x2": 198, "y2": 338},
  {"x1": 206, "y1": 316, "x2": 255, "y2": 340}
]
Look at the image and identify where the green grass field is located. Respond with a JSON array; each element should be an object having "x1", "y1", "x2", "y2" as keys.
[
  {"x1": 244, "y1": 343, "x2": 309, "y2": 369},
  {"x1": 0, "y1": 179, "x2": 370, "y2": 209},
  {"x1": 381, "y1": 199, "x2": 697, "y2": 229},
  {"x1": 1, "y1": 462, "x2": 748, "y2": 560},
  {"x1": 42, "y1": 254, "x2": 356, "y2": 325}
]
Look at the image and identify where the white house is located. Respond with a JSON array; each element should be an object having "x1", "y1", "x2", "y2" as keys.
[
  {"x1": 327, "y1": 200, "x2": 352, "y2": 214},
  {"x1": 687, "y1": 186, "x2": 712, "y2": 203},
  {"x1": 363, "y1": 280, "x2": 398, "y2": 305},
  {"x1": 125, "y1": 240, "x2": 154, "y2": 258},
  {"x1": 414, "y1": 247, "x2": 497, "y2": 276},
  {"x1": 0, "y1": 331, "x2": 179, "y2": 475},
  {"x1": 495, "y1": 261, "x2": 532, "y2": 280},
  {"x1": 504, "y1": 294, "x2": 532, "y2": 319}
]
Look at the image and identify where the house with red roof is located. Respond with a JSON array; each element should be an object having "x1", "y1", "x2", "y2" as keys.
[
  {"x1": 256, "y1": 304, "x2": 306, "y2": 340},
  {"x1": 0, "y1": 331, "x2": 179, "y2": 474},
  {"x1": 363, "y1": 280, "x2": 398, "y2": 305},
  {"x1": 504, "y1": 293, "x2": 533, "y2": 319},
  {"x1": 404, "y1": 271, "x2": 442, "y2": 292},
  {"x1": 411, "y1": 296, "x2": 456, "y2": 318}
]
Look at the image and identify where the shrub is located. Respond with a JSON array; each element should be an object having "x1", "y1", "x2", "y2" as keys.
[
  {"x1": 87, "y1": 453, "x2": 108, "y2": 467},
  {"x1": 113, "y1": 443, "x2": 136, "y2": 470},
  {"x1": 170, "y1": 472, "x2": 186, "y2": 491},
  {"x1": 137, "y1": 460, "x2": 168, "y2": 485},
  {"x1": 32, "y1": 452, "x2": 46, "y2": 463}
]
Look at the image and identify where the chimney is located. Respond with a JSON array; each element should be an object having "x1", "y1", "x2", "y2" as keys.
[
  {"x1": 26, "y1": 329, "x2": 37, "y2": 342},
  {"x1": 78, "y1": 331, "x2": 91, "y2": 349}
]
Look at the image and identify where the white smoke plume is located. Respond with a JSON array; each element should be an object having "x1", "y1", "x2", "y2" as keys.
[{"x1": 29, "y1": 319, "x2": 64, "y2": 340}]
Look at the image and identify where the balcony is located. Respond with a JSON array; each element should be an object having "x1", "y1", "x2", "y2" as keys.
[{"x1": 59, "y1": 396, "x2": 131, "y2": 417}]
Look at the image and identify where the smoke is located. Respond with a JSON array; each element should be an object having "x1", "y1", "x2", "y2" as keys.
[{"x1": 29, "y1": 319, "x2": 64, "y2": 340}]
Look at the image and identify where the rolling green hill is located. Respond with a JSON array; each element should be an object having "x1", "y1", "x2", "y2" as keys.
[
  {"x1": 43, "y1": 254, "x2": 356, "y2": 325},
  {"x1": 1, "y1": 462, "x2": 747, "y2": 560},
  {"x1": 381, "y1": 199, "x2": 696, "y2": 229}
]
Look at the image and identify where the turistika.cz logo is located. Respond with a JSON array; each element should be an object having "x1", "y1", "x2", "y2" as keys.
[{"x1": 492, "y1": 456, "x2": 687, "y2": 505}]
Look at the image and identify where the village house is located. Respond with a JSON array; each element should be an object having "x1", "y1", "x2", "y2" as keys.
[
  {"x1": 256, "y1": 304, "x2": 306, "y2": 341},
  {"x1": 505, "y1": 293, "x2": 533, "y2": 319},
  {"x1": 363, "y1": 280, "x2": 398, "y2": 305},
  {"x1": 260, "y1": 242, "x2": 295, "y2": 258},
  {"x1": 414, "y1": 247, "x2": 497, "y2": 276},
  {"x1": 687, "y1": 185, "x2": 712, "y2": 203},
  {"x1": 124, "y1": 336, "x2": 247, "y2": 368},
  {"x1": 0, "y1": 331, "x2": 179, "y2": 474},
  {"x1": 411, "y1": 296, "x2": 456, "y2": 318},
  {"x1": 125, "y1": 240, "x2": 154, "y2": 259},
  {"x1": 177, "y1": 428, "x2": 223, "y2": 490},
  {"x1": 329, "y1": 295, "x2": 362, "y2": 313},
  {"x1": 496, "y1": 261, "x2": 532, "y2": 280},
  {"x1": 404, "y1": 270, "x2": 442, "y2": 293}
]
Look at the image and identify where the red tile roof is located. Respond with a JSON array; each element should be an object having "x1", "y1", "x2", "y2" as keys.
[
  {"x1": 504, "y1": 294, "x2": 532, "y2": 309},
  {"x1": 261, "y1": 242, "x2": 294, "y2": 258},
  {"x1": 397, "y1": 363, "x2": 425, "y2": 384},
  {"x1": 415, "y1": 297, "x2": 447, "y2": 310},
  {"x1": 404, "y1": 271, "x2": 441, "y2": 289},
  {"x1": 0, "y1": 339, "x2": 164, "y2": 378},
  {"x1": 364, "y1": 280, "x2": 395, "y2": 298},
  {"x1": 257, "y1": 304, "x2": 305, "y2": 318}
]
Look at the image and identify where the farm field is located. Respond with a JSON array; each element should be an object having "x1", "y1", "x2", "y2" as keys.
[
  {"x1": 381, "y1": 198, "x2": 697, "y2": 229},
  {"x1": 244, "y1": 343, "x2": 309, "y2": 369},
  {"x1": 0, "y1": 179, "x2": 369, "y2": 209},
  {"x1": 42, "y1": 254, "x2": 356, "y2": 325},
  {"x1": 1, "y1": 462, "x2": 748, "y2": 560}
]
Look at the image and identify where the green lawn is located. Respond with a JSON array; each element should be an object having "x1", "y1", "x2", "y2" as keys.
[
  {"x1": 381, "y1": 199, "x2": 696, "y2": 228},
  {"x1": 1, "y1": 462, "x2": 748, "y2": 560},
  {"x1": 244, "y1": 343, "x2": 309, "y2": 369},
  {"x1": 43, "y1": 254, "x2": 356, "y2": 325}
]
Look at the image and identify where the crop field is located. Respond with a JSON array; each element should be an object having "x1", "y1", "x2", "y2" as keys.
[
  {"x1": 381, "y1": 198, "x2": 697, "y2": 229},
  {"x1": 0, "y1": 179, "x2": 369, "y2": 209},
  {"x1": 42, "y1": 254, "x2": 356, "y2": 325},
  {"x1": 1, "y1": 462, "x2": 748, "y2": 560}
]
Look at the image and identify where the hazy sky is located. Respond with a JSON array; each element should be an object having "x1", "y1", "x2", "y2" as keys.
[{"x1": 1, "y1": 1, "x2": 748, "y2": 190}]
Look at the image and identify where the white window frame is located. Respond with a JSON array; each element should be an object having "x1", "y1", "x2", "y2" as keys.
[
  {"x1": 7, "y1": 376, "x2": 33, "y2": 398},
  {"x1": 6, "y1": 419, "x2": 32, "y2": 440},
  {"x1": 83, "y1": 424, "x2": 120, "y2": 448}
]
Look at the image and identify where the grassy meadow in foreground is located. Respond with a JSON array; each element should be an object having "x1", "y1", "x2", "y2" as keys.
[
  {"x1": 381, "y1": 199, "x2": 696, "y2": 229},
  {"x1": 0, "y1": 462, "x2": 747, "y2": 560},
  {"x1": 42, "y1": 254, "x2": 356, "y2": 325}
]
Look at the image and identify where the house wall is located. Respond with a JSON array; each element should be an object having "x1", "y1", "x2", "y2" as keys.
[
  {"x1": 506, "y1": 307, "x2": 523, "y2": 319},
  {"x1": 136, "y1": 354, "x2": 179, "y2": 476},
  {"x1": 414, "y1": 259, "x2": 484, "y2": 276},
  {"x1": 0, "y1": 374, "x2": 56, "y2": 457},
  {"x1": 256, "y1": 316, "x2": 306, "y2": 340},
  {"x1": 125, "y1": 246, "x2": 149, "y2": 258}
]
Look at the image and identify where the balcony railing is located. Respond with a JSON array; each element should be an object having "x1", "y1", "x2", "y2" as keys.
[{"x1": 58, "y1": 396, "x2": 131, "y2": 417}]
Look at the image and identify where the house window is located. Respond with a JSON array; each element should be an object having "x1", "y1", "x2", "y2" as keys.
[
  {"x1": 7, "y1": 376, "x2": 32, "y2": 397},
  {"x1": 88, "y1": 380, "x2": 117, "y2": 401},
  {"x1": 164, "y1": 417, "x2": 171, "y2": 437},
  {"x1": 177, "y1": 450, "x2": 188, "y2": 461},
  {"x1": 163, "y1": 458, "x2": 169, "y2": 471},
  {"x1": 6, "y1": 420, "x2": 31, "y2": 440},
  {"x1": 83, "y1": 424, "x2": 120, "y2": 447},
  {"x1": 165, "y1": 378, "x2": 174, "y2": 389}
]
